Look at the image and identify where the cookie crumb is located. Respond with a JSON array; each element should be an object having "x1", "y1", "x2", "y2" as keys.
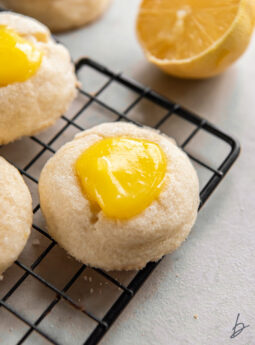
[
  {"x1": 193, "y1": 314, "x2": 199, "y2": 320},
  {"x1": 84, "y1": 275, "x2": 88, "y2": 281},
  {"x1": 99, "y1": 282, "x2": 103, "y2": 286},
  {"x1": 90, "y1": 288, "x2": 94, "y2": 294},
  {"x1": 78, "y1": 298, "x2": 81, "y2": 302},
  {"x1": 88, "y1": 276, "x2": 92, "y2": 283},
  {"x1": 0, "y1": 275, "x2": 3, "y2": 281},
  {"x1": 32, "y1": 239, "x2": 40, "y2": 246}
]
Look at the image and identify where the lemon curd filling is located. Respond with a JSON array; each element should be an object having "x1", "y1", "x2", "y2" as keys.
[
  {"x1": 0, "y1": 26, "x2": 43, "y2": 87},
  {"x1": 75, "y1": 137, "x2": 167, "y2": 219}
]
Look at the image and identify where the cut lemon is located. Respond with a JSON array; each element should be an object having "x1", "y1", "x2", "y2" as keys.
[{"x1": 136, "y1": 0, "x2": 255, "y2": 78}]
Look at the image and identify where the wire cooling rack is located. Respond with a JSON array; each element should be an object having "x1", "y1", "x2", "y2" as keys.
[{"x1": 0, "y1": 58, "x2": 240, "y2": 345}]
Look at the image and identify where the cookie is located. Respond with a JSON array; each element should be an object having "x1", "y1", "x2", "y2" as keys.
[
  {"x1": 0, "y1": 157, "x2": 32, "y2": 275},
  {"x1": 39, "y1": 123, "x2": 199, "y2": 271},
  {"x1": 0, "y1": 12, "x2": 77, "y2": 145},
  {"x1": 0, "y1": 0, "x2": 112, "y2": 32}
]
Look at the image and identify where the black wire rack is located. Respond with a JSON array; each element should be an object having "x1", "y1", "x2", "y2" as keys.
[{"x1": 0, "y1": 57, "x2": 240, "y2": 345}]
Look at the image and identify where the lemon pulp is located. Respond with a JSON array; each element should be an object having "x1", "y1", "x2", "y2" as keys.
[
  {"x1": 136, "y1": 0, "x2": 255, "y2": 78},
  {"x1": 75, "y1": 137, "x2": 167, "y2": 219},
  {"x1": 0, "y1": 26, "x2": 43, "y2": 87},
  {"x1": 137, "y1": 0, "x2": 240, "y2": 61}
]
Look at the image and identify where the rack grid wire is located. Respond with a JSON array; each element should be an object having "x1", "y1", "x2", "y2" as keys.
[{"x1": 0, "y1": 58, "x2": 240, "y2": 345}]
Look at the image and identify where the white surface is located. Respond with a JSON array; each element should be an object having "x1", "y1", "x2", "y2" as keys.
[
  {"x1": 0, "y1": 1, "x2": 255, "y2": 344},
  {"x1": 60, "y1": 1, "x2": 255, "y2": 344}
]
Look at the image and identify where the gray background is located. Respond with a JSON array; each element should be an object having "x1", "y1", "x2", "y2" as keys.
[{"x1": 60, "y1": 1, "x2": 255, "y2": 344}]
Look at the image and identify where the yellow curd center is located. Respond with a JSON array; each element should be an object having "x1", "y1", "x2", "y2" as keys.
[
  {"x1": 75, "y1": 137, "x2": 167, "y2": 219},
  {"x1": 0, "y1": 26, "x2": 43, "y2": 87}
]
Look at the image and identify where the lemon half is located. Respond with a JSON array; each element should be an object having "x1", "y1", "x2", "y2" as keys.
[{"x1": 136, "y1": 0, "x2": 255, "y2": 78}]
